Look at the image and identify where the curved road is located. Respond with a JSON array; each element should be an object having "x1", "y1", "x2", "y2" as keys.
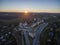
[
  {"x1": 18, "y1": 23, "x2": 48, "y2": 45},
  {"x1": 33, "y1": 23, "x2": 48, "y2": 45},
  {"x1": 23, "y1": 31, "x2": 30, "y2": 45}
]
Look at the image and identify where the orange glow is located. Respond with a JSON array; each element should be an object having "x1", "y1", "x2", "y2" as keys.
[
  {"x1": 0, "y1": 9, "x2": 60, "y2": 13},
  {"x1": 24, "y1": 10, "x2": 28, "y2": 14}
]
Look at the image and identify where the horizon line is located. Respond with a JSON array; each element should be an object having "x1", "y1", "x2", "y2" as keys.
[{"x1": 0, "y1": 11, "x2": 60, "y2": 13}]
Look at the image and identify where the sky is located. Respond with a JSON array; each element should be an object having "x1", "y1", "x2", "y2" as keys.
[{"x1": 0, "y1": 0, "x2": 60, "y2": 13}]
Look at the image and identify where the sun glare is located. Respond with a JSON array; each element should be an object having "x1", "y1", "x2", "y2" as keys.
[{"x1": 24, "y1": 10, "x2": 28, "y2": 14}]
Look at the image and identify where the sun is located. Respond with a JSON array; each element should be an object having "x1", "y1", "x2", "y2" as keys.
[{"x1": 24, "y1": 10, "x2": 28, "y2": 14}]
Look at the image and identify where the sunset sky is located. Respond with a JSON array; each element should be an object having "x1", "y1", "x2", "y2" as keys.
[{"x1": 0, "y1": 0, "x2": 60, "y2": 13}]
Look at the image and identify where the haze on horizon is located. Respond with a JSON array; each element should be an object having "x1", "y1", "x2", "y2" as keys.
[{"x1": 0, "y1": 0, "x2": 60, "y2": 13}]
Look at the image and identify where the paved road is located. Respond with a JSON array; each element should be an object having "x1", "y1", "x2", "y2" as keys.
[
  {"x1": 33, "y1": 23, "x2": 48, "y2": 45},
  {"x1": 16, "y1": 23, "x2": 48, "y2": 45},
  {"x1": 23, "y1": 31, "x2": 30, "y2": 45}
]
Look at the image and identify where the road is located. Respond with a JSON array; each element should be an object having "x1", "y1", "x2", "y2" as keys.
[
  {"x1": 23, "y1": 23, "x2": 48, "y2": 45},
  {"x1": 23, "y1": 31, "x2": 31, "y2": 45},
  {"x1": 33, "y1": 23, "x2": 48, "y2": 45},
  {"x1": 15, "y1": 22, "x2": 48, "y2": 45}
]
